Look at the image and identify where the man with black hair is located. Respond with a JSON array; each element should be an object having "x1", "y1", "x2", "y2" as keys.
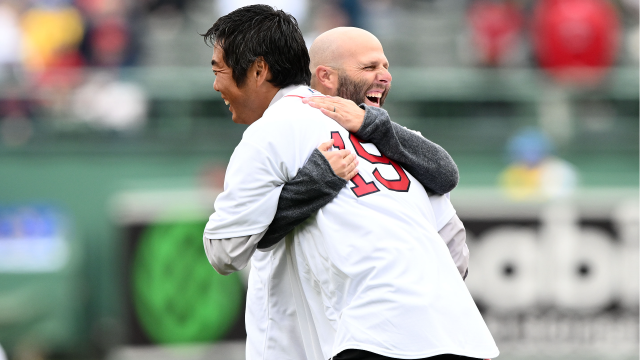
[{"x1": 202, "y1": 5, "x2": 498, "y2": 360}]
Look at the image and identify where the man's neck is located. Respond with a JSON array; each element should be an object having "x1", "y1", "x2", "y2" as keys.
[
  {"x1": 244, "y1": 84, "x2": 282, "y2": 126},
  {"x1": 268, "y1": 84, "x2": 303, "y2": 108},
  {"x1": 310, "y1": 83, "x2": 335, "y2": 96}
]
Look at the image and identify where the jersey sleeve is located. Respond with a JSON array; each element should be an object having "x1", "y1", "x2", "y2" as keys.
[
  {"x1": 204, "y1": 136, "x2": 289, "y2": 239},
  {"x1": 203, "y1": 231, "x2": 264, "y2": 275}
]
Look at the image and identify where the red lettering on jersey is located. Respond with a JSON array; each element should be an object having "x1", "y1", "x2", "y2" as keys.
[
  {"x1": 350, "y1": 174, "x2": 380, "y2": 197},
  {"x1": 331, "y1": 131, "x2": 380, "y2": 197},
  {"x1": 349, "y1": 134, "x2": 411, "y2": 192},
  {"x1": 330, "y1": 131, "x2": 346, "y2": 150}
]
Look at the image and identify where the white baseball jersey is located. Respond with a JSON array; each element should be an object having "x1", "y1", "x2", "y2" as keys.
[{"x1": 204, "y1": 85, "x2": 498, "y2": 360}]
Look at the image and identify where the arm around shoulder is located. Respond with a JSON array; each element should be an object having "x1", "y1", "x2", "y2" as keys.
[{"x1": 355, "y1": 105, "x2": 459, "y2": 194}]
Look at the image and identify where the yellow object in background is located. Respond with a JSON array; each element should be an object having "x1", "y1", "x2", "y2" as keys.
[
  {"x1": 21, "y1": 6, "x2": 84, "y2": 70},
  {"x1": 500, "y1": 163, "x2": 542, "y2": 200},
  {"x1": 499, "y1": 157, "x2": 578, "y2": 201}
]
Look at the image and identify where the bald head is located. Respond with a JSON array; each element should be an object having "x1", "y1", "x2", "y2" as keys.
[
  {"x1": 309, "y1": 27, "x2": 383, "y2": 73},
  {"x1": 309, "y1": 27, "x2": 392, "y2": 107}
]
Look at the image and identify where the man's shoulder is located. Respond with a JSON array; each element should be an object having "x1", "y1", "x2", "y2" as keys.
[
  {"x1": 280, "y1": 85, "x2": 325, "y2": 100},
  {"x1": 242, "y1": 86, "x2": 332, "y2": 146},
  {"x1": 253, "y1": 94, "x2": 329, "y2": 131},
  {"x1": 270, "y1": 96, "x2": 326, "y2": 119}
]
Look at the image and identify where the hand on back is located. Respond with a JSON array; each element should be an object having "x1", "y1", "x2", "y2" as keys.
[
  {"x1": 317, "y1": 139, "x2": 358, "y2": 181},
  {"x1": 303, "y1": 96, "x2": 366, "y2": 133}
]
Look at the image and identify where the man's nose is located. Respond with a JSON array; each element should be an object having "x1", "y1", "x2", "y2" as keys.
[
  {"x1": 213, "y1": 78, "x2": 219, "y2": 92},
  {"x1": 377, "y1": 68, "x2": 392, "y2": 84}
]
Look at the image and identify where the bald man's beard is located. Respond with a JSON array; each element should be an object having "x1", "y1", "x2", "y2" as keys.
[{"x1": 337, "y1": 71, "x2": 389, "y2": 107}]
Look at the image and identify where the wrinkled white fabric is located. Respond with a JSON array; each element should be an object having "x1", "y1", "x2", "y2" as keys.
[
  {"x1": 203, "y1": 211, "x2": 468, "y2": 279},
  {"x1": 204, "y1": 85, "x2": 496, "y2": 360}
]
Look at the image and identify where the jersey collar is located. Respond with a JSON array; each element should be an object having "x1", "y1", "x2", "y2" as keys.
[
  {"x1": 268, "y1": 85, "x2": 303, "y2": 108},
  {"x1": 268, "y1": 85, "x2": 325, "y2": 108}
]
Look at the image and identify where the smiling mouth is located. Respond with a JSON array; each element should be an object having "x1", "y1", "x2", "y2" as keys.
[
  {"x1": 224, "y1": 99, "x2": 230, "y2": 105},
  {"x1": 366, "y1": 92, "x2": 382, "y2": 105}
]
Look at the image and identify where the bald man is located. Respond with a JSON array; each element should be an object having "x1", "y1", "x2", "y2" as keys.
[
  {"x1": 254, "y1": 28, "x2": 473, "y2": 360},
  {"x1": 282, "y1": 27, "x2": 493, "y2": 360},
  {"x1": 303, "y1": 27, "x2": 471, "y2": 279},
  {"x1": 253, "y1": 27, "x2": 467, "y2": 265},
  {"x1": 203, "y1": 11, "x2": 497, "y2": 360}
]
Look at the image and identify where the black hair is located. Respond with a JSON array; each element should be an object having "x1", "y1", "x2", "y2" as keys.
[{"x1": 201, "y1": 4, "x2": 311, "y2": 88}]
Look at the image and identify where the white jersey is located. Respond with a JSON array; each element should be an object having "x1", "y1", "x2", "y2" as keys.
[
  {"x1": 243, "y1": 196, "x2": 458, "y2": 360},
  {"x1": 205, "y1": 85, "x2": 498, "y2": 360},
  {"x1": 245, "y1": 241, "x2": 307, "y2": 360}
]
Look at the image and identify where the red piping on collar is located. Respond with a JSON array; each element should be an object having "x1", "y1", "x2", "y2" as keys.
[{"x1": 284, "y1": 94, "x2": 328, "y2": 99}]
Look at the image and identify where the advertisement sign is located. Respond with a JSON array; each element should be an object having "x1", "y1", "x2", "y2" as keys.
[{"x1": 459, "y1": 189, "x2": 638, "y2": 356}]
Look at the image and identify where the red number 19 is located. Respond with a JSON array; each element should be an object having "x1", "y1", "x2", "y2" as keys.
[{"x1": 330, "y1": 131, "x2": 411, "y2": 198}]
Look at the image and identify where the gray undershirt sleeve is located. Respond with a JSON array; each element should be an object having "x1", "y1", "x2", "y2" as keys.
[
  {"x1": 355, "y1": 105, "x2": 459, "y2": 195},
  {"x1": 203, "y1": 229, "x2": 266, "y2": 276}
]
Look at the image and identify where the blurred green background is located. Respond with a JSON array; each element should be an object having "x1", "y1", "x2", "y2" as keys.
[{"x1": 0, "y1": 0, "x2": 637, "y2": 359}]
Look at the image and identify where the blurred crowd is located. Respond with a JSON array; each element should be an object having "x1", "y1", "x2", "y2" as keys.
[
  {"x1": 0, "y1": 0, "x2": 637, "y2": 145},
  {"x1": 0, "y1": 0, "x2": 140, "y2": 75},
  {"x1": 0, "y1": 0, "x2": 157, "y2": 141},
  {"x1": 0, "y1": 1, "x2": 637, "y2": 358},
  {"x1": 0, "y1": 0, "x2": 366, "y2": 143}
]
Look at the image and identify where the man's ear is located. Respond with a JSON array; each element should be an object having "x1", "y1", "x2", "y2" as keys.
[
  {"x1": 252, "y1": 57, "x2": 270, "y2": 87},
  {"x1": 315, "y1": 65, "x2": 338, "y2": 91}
]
